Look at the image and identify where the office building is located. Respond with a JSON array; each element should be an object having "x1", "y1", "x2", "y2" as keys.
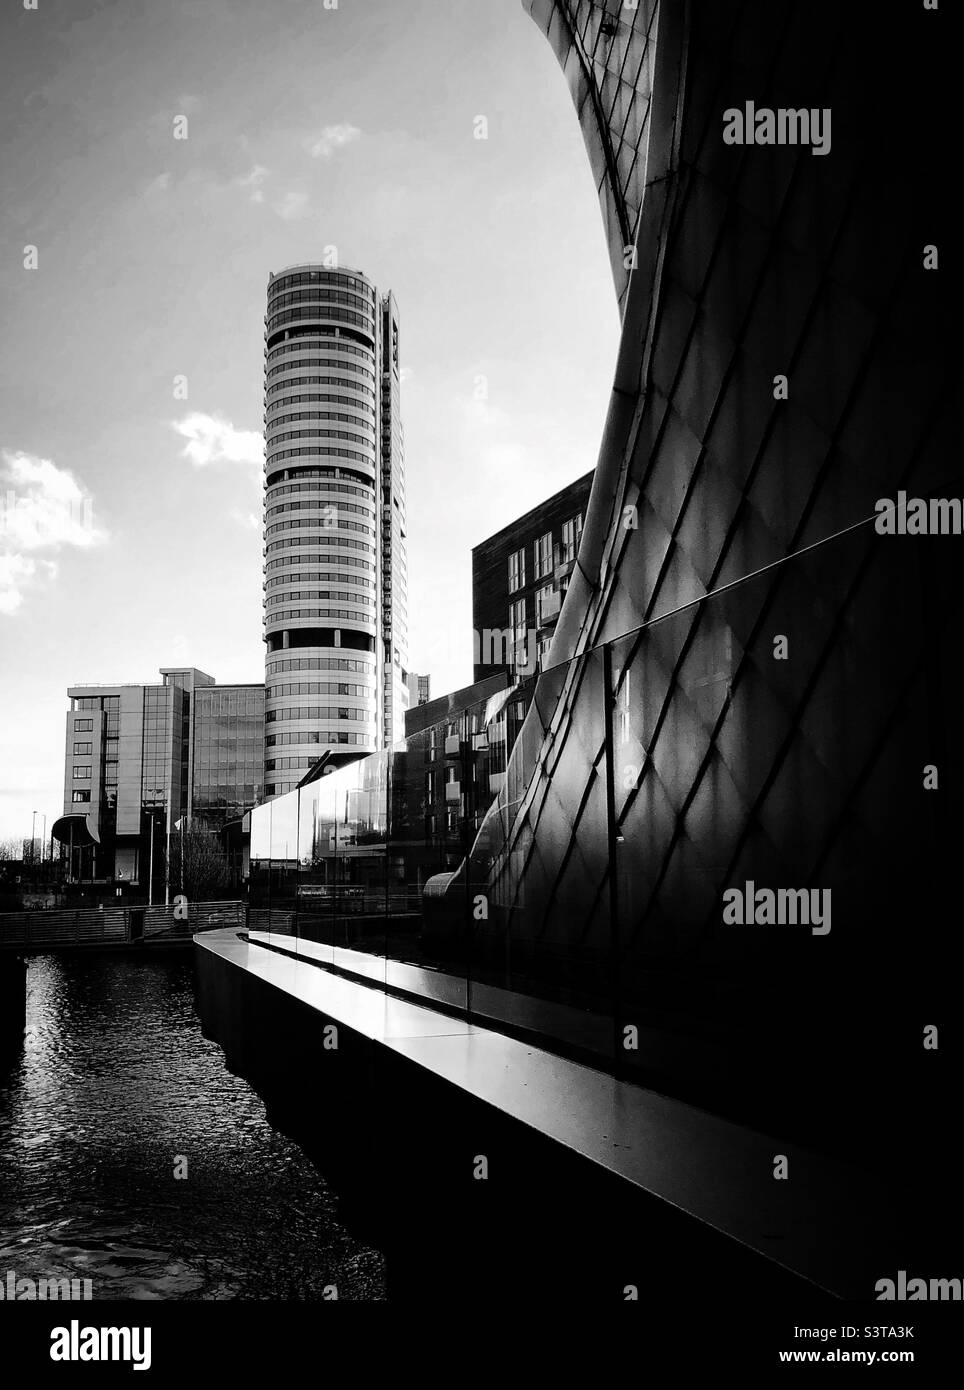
[
  {"x1": 405, "y1": 672, "x2": 431, "y2": 709},
  {"x1": 263, "y1": 264, "x2": 409, "y2": 797},
  {"x1": 471, "y1": 470, "x2": 594, "y2": 681},
  {"x1": 53, "y1": 668, "x2": 263, "y2": 895}
]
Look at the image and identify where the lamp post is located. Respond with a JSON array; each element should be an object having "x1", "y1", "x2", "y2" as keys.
[
  {"x1": 148, "y1": 812, "x2": 156, "y2": 908},
  {"x1": 31, "y1": 810, "x2": 37, "y2": 867},
  {"x1": 161, "y1": 790, "x2": 172, "y2": 907}
]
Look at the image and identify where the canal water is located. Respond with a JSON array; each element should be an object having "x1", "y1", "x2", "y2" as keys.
[{"x1": 0, "y1": 953, "x2": 385, "y2": 1300}]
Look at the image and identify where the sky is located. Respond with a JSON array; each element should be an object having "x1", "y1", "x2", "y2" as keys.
[{"x1": 0, "y1": 0, "x2": 620, "y2": 844}]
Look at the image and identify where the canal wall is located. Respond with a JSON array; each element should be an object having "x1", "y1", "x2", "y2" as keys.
[
  {"x1": 0, "y1": 954, "x2": 27, "y2": 1073},
  {"x1": 194, "y1": 933, "x2": 841, "y2": 1304}
]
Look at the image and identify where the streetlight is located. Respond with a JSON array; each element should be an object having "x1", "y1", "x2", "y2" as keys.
[
  {"x1": 148, "y1": 812, "x2": 157, "y2": 908},
  {"x1": 31, "y1": 810, "x2": 37, "y2": 866}
]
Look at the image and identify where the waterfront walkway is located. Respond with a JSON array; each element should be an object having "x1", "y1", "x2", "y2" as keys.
[{"x1": 196, "y1": 926, "x2": 905, "y2": 1300}]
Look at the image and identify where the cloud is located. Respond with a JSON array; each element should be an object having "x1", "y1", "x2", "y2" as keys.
[
  {"x1": 237, "y1": 164, "x2": 269, "y2": 204},
  {"x1": 144, "y1": 171, "x2": 172, "y2": 196},
  {"x1": 229, "y1": 507, "x2": 262, "y2": 530},
  {"x1": 0, "y1": 555, "x2": 35, "y2": 616},
  {"x1": 306, "y1": 124, "x2": 361, "y2": 159},
  {"x1": 0, "y1": 450, "x2": 106, "y2": 614},
  {"x1": 172, "y1": 412, "x2": 263, "y2": 468},
  {"x1": 272, "y1": 188, "x2": 310, "y2": 221}
]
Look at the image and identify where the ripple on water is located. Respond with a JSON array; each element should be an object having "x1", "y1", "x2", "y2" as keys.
[{"x1": 0, "y1": 955, "x2": 385, "y2": 1300}]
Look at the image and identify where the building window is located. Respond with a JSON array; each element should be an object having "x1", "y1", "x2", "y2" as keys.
[
  {"x1": 561, "y1": 515, "x2": 582, "y2": 564},
  {"x1": 510, "y1": 598, "x2": 528, "y2": 669},
  {"x1": 508, "y1": 547, "x2": 526, "y2": 593},
  {"x1": 73, "y1": 742, "x2": 92, "y2": 756},
  {"x1": 72, "y1": 790, "x2": 91, "y2": 803},
  {"x1": 536, "y1": 584, "x2": 554, "y2": 624},
  {"x1": 534, "y1": 531, "x2": 552, "y2": 581},
  {"x1": 72, "y1": 766, "x2": 92, "y2": 779},
  {"x1": 74, "y1": 718, "x2": 93, "y2": 732}
]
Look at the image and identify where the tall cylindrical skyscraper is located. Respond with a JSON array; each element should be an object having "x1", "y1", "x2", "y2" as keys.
[{"x1": 263, "y1": 262, "x2": 408, "y2": 797}]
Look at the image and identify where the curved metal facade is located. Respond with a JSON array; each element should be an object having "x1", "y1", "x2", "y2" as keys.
[{"x1": 469, "y1": 0, "x2": 957, "y2": 1191}]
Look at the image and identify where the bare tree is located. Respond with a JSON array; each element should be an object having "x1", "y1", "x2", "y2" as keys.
[
  {"x1": 0, "y1": 838, "x2": 23, "y2": 863},
  {"x1": 168, "y1": 826, "x2": 231, "y2": 902}
]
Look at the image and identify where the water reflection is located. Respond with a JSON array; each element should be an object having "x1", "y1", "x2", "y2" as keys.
[{"x1": 0, "y1": 954, "x2": 384, "y2": 1300}]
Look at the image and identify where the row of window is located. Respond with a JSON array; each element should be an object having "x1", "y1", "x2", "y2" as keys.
[
  {"x1": 267, "y1": 681, "x2": 371, "y2": 698},
  {"x1": 265, "y1": 656, "x2": 374, "y2": 674},
  {"x1": 507, "y1": 514, "x2": 583, "y2": 592},
  {"x1": 72, "y1": 789, "x2": 91, "y2": 803},
  {"x1": 267, "y1": 732, "x2": 367, "y2": 753},
  {"x1": 267, "y1": 306, "x2": 373, "y2": 336},
  {"x1": 265, "y1": 607, "x2": 374, "y2": 623},
  {"x1": 74, "y1": 718, "x2": 94, "y2": 732},
  {"x1": 266, "y1": 347, "x2": 375, "y2": 380},
  {"x1": 73, "y1": 741, "x2": 92, "y2": 755},
  {"x1": 71, "y1": 695, "x2": 119, "y2": 711},
  {"x1": 265, "y1": 705, "x2": 370, "y2": 723},
  {"x1": 265, "y1": 556, "x2": 376, "y2": 578},
  {"x1": 268, "y1": 465, "x2": 374, "y2": 491},
  {"x1": 265, "y1": 572, "x2": 375, "y2": 591},
  {"x1": 264, "y1": 733, "x2": 371, "y2": 772},
  {"x1": 269, "y1": 321, "x2": 374, "y2": 351},
  {"x1": 267, "y1": 394, "x2": 376, "y2": 420},
  {"x1": 265, "y1": 517, "x2": 374, "y2": 539},
  {"x1": 509, "y1": 584, "x2": 559, "y2": 628},
  {"x1": 73, "y1": 765, "x2": 91, "y2": 779},
  {"x1": 265, "y1": 499, "x2": 374, "y2": 522},
  {"x1": 265, "y1": 589, "x2": 374, "y2": 607},
  {"x1": 266, "y1": 482, "x2": 374, "y2": 507},
  {"x1": 267, "y1": 411, "x2": 375, "y2": 440},
  {"x1": 267, "y1": 286, "x2": 373, "y2": 315},
  {"x1": 266, "y1": 426, "x2": 373, "y2": 450},
  {"x1": 265, "y1": 446, "x2": 372, "y2": 468},
  {"x1": 266, "y1": 536, "x2": 374, "y2": 556},
  {"x1": 268, "y1": 270, "x2": 375, "y2": 300},
  {"x1": 266, "y1": 380, "x2": 376, "y2": 406}
]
